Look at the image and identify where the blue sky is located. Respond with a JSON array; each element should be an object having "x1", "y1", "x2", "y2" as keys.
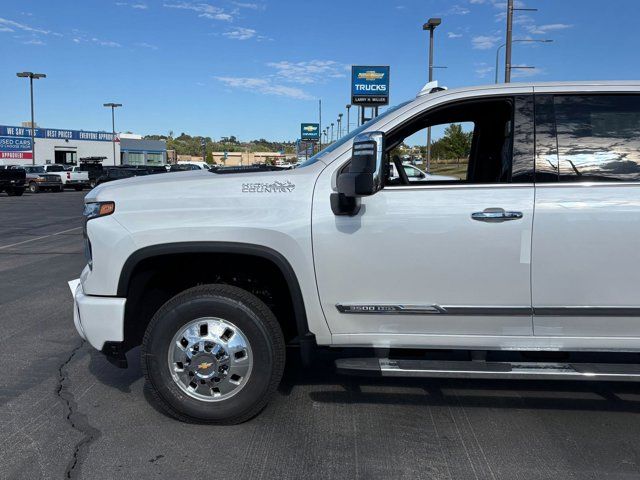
[{"x1": 1, "y1": 0, "x2": 639, "y2": 142}]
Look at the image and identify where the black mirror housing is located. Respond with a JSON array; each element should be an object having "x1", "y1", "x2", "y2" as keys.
[
  {"x1": 332, "y1": 131, "x2": 385, "y2": 216},
  {"x1": 337, "y1": 132, "x2": 385, "y2": 197}
]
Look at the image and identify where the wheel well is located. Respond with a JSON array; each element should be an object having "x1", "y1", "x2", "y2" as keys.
[{"x1": 120, "y1": 246, "x2": 309, "y2": 351}]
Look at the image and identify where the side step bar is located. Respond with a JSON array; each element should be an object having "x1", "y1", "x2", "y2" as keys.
[{"x1": 335, "y1": 358, "x2": 640, "y2": 382}]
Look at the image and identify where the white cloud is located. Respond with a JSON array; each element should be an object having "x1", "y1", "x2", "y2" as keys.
[
  {"x1": 163, "y1": 2, "x2": 234, "y2": 21},
  {"x1": 232, "y1": 2, "x2": 263, "y2": 9},
  {"x1": 526, "y1": 23, "x2": 572, "y2": 34},
  {"x1": 116, "y1": 2, "x2": 149, "y2": 9},
  {"x1": 470, "y1": 0, "x2": 486, "y2": 3},
  {"x1": 23, "y1": 38, "x2": 45, "y2": 46},
  {"x1": 475, "y1": 63, "x2": 493, "y2": 78},
  {"x1": 447, "y1": 32, "x2": 463, "y2": 39},
  {"x1": 0, "y1": 17, "x2": 51, "y2": 35},
  {"x1": 92, "y1": 37, "x2": 121, "y2": 47},
  {"x1": 512, "y1": 67, "x2": 545, "y2": 78},
  {"x1": 472, "y1": 35, "x2": 501, "y2": 49},
  {"x1": 267, "y1": 60, "x2": 347, "y2": 84},
  {"x1": 448, "y1": 4, "x2": 470, "y2": 15},
  {"x1": 215, "y1": 76, "x2": 313, "y2": 100},
  {"x1": 135, "y1": 41, "x2": 158, "y2": 49},
  {"x1": 223, "y1": 27, "x2": 256, "y2": 40}
]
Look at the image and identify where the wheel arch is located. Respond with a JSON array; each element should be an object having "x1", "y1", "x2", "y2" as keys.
[{"x1": 118, "y1": 241, "x2": 311, "y2": 342}]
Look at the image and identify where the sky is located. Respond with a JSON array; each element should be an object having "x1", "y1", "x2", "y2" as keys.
[{"x1": 1, "y1": 0, "x2": 639, "y2": 142}]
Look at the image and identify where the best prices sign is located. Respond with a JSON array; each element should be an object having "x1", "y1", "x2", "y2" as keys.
[
  {"x1": 0, "y1": 136, "x2": 32, "y2": 160},
  {"x1": 351, "y1": 66, "x2": 390, "y2": 106}
]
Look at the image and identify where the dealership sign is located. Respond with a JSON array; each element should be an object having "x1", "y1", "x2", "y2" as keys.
[
  {"x1": 0, "y1": 136, "x2": 32, "y2": 160},
  {"x1": 0, "y1": 125, "x2": 116, "y2": 142},
  {"x1": 300, "y1": 123, "x2": 320, "y2": 142},
  {"x1": 351, "y1": 66, "x2": 390, "y2": 106}
]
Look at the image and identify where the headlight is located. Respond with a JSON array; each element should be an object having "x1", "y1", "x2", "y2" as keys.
[
  {"x1": 83, "y1": 202, "x2": 114, "y2": 269},
  {"x1": 83, "y1": 201, "x2": 115, "y2": 220}
]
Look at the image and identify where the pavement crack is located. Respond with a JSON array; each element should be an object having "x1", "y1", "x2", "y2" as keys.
[{"x1": 56, "y1": 340, "x2": 101, "y2": 479}]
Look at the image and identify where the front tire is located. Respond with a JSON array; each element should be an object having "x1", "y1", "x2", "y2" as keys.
[
  {"x1": 28, "y1": 182, "x2": 39, "y2": 193},
  {"x1": 6, "y1": 187, "x2": 24, "y2": 196},
  {"x1": 142, "y1": 284, "x2": 285, "y2": 424}
]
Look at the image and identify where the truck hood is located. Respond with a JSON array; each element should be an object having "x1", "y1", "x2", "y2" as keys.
[{"x1": 86, "y1": 164, "x2": 323, "y2": 209}]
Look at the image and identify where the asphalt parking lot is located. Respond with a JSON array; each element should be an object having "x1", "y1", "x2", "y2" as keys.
[{"x1": 3, "y1": 191, "x2": 640, "y2": 480}]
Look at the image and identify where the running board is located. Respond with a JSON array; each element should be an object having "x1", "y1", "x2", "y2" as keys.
[{"x1": 335, "y1": 358, "x2": 640, "y2": 382}]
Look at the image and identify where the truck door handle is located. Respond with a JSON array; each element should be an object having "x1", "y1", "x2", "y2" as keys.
[{"x1": 471, "y1": 208, "x2": 523, "y2": 223}]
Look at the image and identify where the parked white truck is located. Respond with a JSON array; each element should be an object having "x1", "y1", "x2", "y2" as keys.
[
  {"x1": 42, "y1": 164, "x2": 90, "y2": 190},
  {"x1": 71, "y1": 81, "x2": 640, "y2": 424}
]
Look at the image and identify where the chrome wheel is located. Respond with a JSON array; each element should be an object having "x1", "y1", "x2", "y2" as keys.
[{"x1": 168, "y1": 317, "x2": 253, "y2": 402}]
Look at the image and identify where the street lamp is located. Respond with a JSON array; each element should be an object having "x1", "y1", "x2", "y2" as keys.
[
  {"x1": 495, "y1": 39, "x2": 552, "y2": 83},
  {"x1": 422, "y1": 17, "x2": 441, "y2": 165},
  {"x1": 103, "y1": 103, "x2": 122, "y2": 165},
  {"x1": 504, "y1": 0, "x2": 539, "y2": 82},
  {"x1": 346, "y1": 105, "x2": 351, "y2": 134},
  {"x1": 338, "y1": 113, "x2": 343, "y2": 139},
  {"x1": 330, "y1": 123, "x2": 334, "y2": 143},
  {"x1": 16, "y1": 72, "x2": 46, "y2": 165}
]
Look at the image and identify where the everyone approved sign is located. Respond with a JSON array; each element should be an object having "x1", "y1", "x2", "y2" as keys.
[
  {"x1": 0, "y1": 136, "x2": 32, "y2": 160},
  {"x1": 351, "y1": 66, "x2": 390, "y2": 106},
  {"x1": 300, "y1": 123, "x2": 320, "y2": 142}
]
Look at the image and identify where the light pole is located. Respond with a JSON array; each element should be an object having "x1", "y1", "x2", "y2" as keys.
[
  {"x1": 330, "y1": 123, "x2": 334, "y2": 143},
  {"x1": 495, "y1": 39, "x2": 552, "y2": 83},
  {"x1": 346, "y1": 105, "x2": 351, "y2": 134},
  {"x1": 103, "y1": 103, "x2": 122, "y2": 165},
  {"x1": 16, "y1": 72, "x2": 46, "y2": 165},
  {"x1": 422, "y1": 18, "x2": 441, "y2": 165},
  {"x1": 338, "y1": 114, "x2": 343, "y2": 138},
  {"x1": 504, "y1": 0, "x2": 538, "y2": 82}
]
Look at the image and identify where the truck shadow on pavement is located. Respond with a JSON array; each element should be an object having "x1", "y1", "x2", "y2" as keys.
[
  {"x1": 279, "y1": 348, "x2": 640, "y2": 415},
  {"x1": 86, "y1": 344, "x2": 640, "y2": 418}
]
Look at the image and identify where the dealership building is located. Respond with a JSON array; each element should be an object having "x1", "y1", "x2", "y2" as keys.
[{"x1": 0, "y1": 124, "x2": 166, "y2": 167}]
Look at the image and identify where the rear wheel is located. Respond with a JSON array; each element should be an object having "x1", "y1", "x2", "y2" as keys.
[
  {"x1": 28, "y1": 182, "x2": 39, "y2": 193},
  {"x1": 89, "y1": 179, "x2": 97, "y2": 188},
  {"x1": 142, "y1": 284, "x2": 285, "y2": 424}
]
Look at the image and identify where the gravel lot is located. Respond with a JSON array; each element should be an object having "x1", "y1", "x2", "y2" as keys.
[{"x1": 2, "y1": 189, "x2": 640, "y2": 480}]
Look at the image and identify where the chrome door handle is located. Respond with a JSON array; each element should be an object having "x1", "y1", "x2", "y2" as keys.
[{"x1": 471, "y1": 208, "x2": 523, "y2": 223}]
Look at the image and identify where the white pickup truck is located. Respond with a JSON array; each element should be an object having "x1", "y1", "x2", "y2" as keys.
[
  {"x1": 42, "y1": 164, "x2": 89, "y2": 190},
  {"x1": 71, "y1": 81, "x2": 640, "y2": 424}
]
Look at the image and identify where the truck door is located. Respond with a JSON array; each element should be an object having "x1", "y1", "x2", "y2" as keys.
[
  {"x1": 312, "y1": 95, "x2": 536, "y2": 346},
  {"x1": 532, "y1": 93, "x2": 640, "y2": 338}
]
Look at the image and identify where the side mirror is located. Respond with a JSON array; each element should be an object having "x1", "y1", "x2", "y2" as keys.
[{"x1": 331, "y1": 131, "x2": 385, "y2": 216}]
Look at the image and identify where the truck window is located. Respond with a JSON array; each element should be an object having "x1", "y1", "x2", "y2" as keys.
[
  {"x1": 540, "y1": 94, "x2": 640, "y2": 182},
  {"x1": 383, "y1": 96, "x2": 533, "y2": 185}
]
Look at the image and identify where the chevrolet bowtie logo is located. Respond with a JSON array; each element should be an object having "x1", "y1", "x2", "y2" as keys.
[
  {"x1": 358, "y1": 71, "x2": 385, "y2": 81},
  {"x1": 197, "y1": 361, "x2": 213, "y2": 370},
  {"x1": 303, "y1": 125, "x2": 317, "y2": 132}
]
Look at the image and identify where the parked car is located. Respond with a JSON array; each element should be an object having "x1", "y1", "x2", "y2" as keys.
[
  {"x1": 95, "y1": 167, "x2": 147, "y2": 186},
  {"x1": 388, "y1": 162, "x2": 456, "y2": 183},
  {"x1": 0, "y1": 165, "x2": 26, "y2": 196},
  {"x1": 39, "y1": 164, "x2": 89, "y2": 190},
  {"x1": 22, "y1": 165, "x2": 64, "y2": 193},
  {"x1": 72, "y1": 81, "x2": 640, "y2": 425},
  {"x1": 178, "y1": 161, "x2": 210, "y2": 170},
  {"x1": 170, "y1": 163, "x2": 201, "y2": 172},
  {"x1": 121, "y1": 164, "x2": 168, "y2": 175}
]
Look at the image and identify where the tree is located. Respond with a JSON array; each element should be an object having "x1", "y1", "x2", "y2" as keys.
[{"x1": 430, "y1": 124, "x2": 472, "y2": 161}]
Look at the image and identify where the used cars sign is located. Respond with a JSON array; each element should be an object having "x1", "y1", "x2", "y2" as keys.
[{"x1": 351, "y1": 66, "x2": 390, "y2": 106}]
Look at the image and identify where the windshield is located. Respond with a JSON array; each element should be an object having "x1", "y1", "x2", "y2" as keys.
[
  {"x1": 25, "y1": 166, "x2": 45, "y2": 174},
  {"x1": 297, "y1": 101, "x2": 411, "y2": 168}
]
